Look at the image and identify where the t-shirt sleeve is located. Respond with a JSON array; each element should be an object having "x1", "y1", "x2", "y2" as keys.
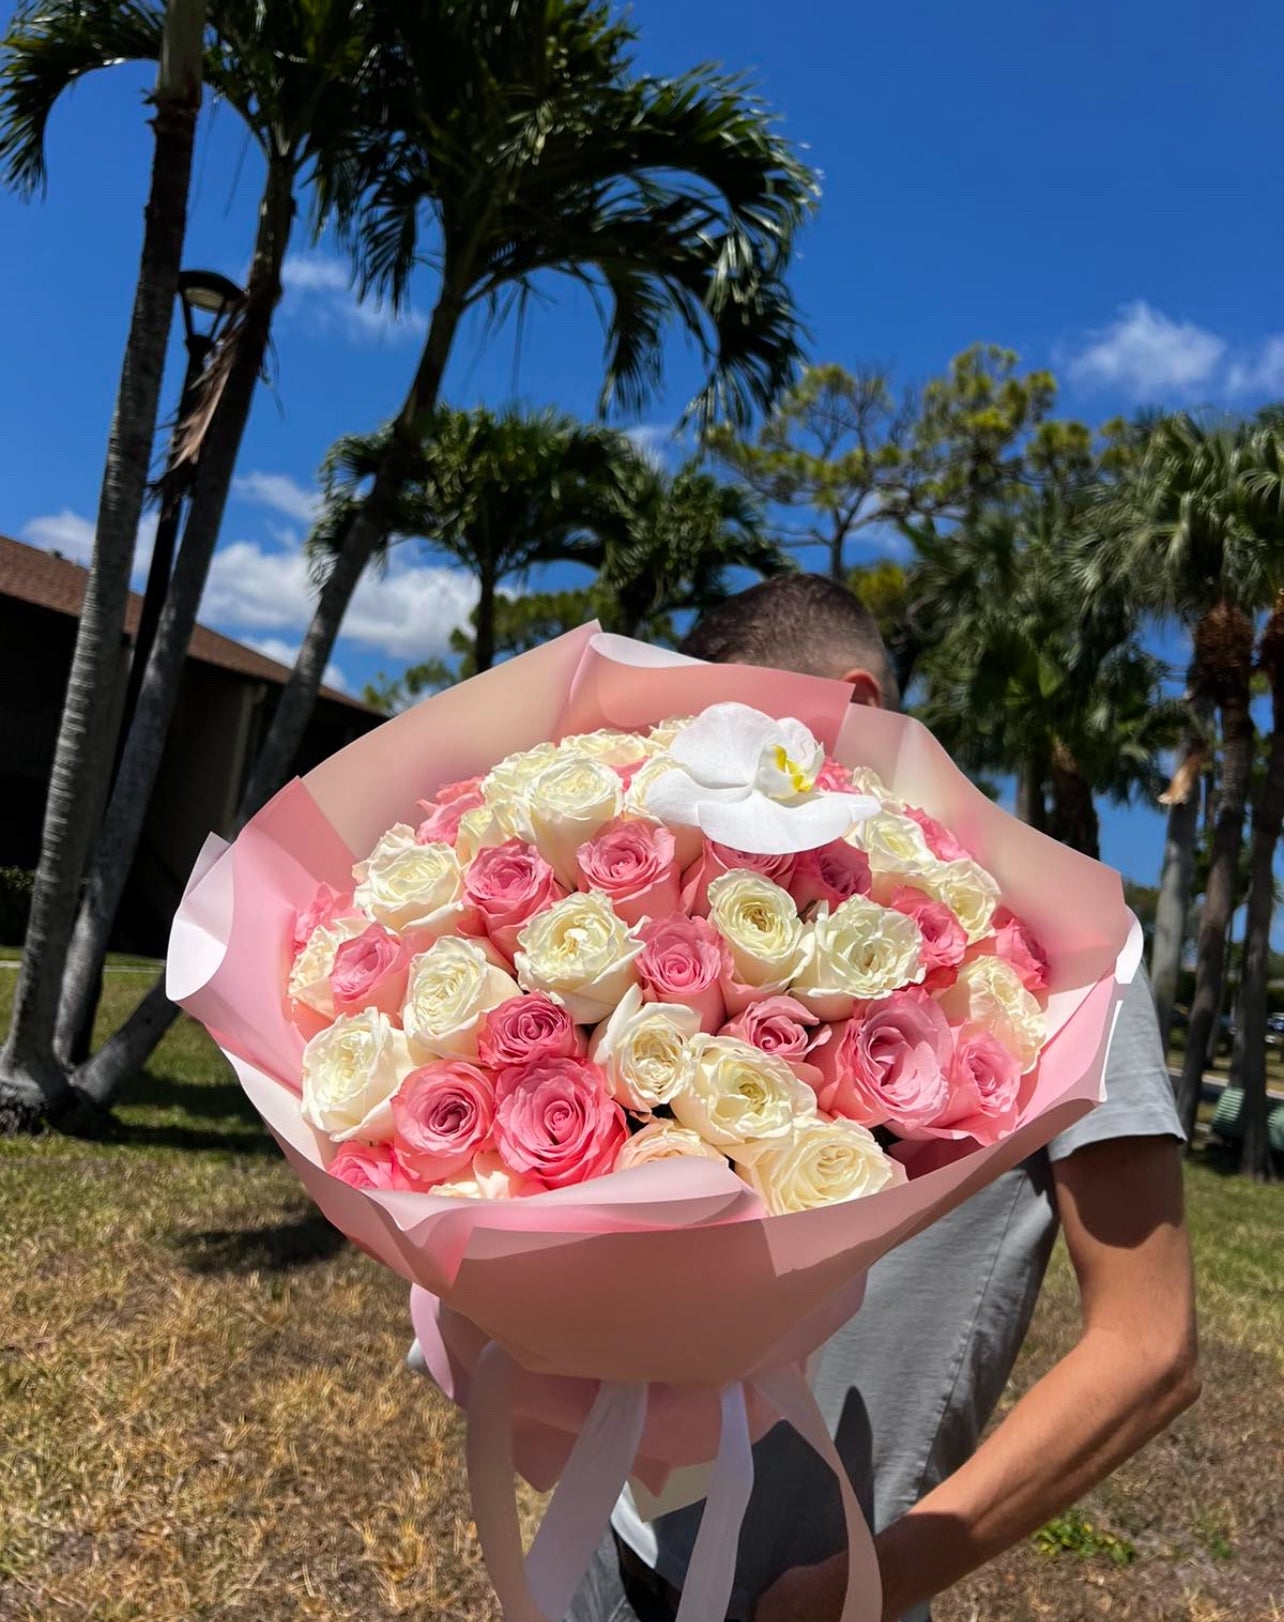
[{"x1": 1047, "y1": 966, "x2": 1186, "y2": 1163}]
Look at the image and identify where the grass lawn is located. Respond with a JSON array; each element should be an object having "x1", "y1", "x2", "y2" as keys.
[{"x1": 2, "y1": 975, "x2": 1281, "y2": 1621}]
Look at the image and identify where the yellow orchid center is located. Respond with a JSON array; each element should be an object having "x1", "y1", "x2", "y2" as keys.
[{"x1": 773, "y1": 744, "x2": 817, "y2": 796}]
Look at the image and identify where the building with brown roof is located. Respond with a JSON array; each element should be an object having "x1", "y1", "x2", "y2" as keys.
[{"x1": 0, "y1": 533, "x2": 381, "y2": 951}]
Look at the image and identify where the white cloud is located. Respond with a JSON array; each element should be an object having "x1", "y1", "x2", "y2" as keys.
[
  {"x1": 281, "y1": 252, "x2": 427, "y2": 346},
  {"x1": 24, "y1": 508, "x2": 157, "y2": 579},
  {"x1": 1227, "y1": 335, "x2": 1284, "y2": 398},
  {"x1": 200, "y1": 539, "x2": 477, "y2": 661},
  {"x1": 623, "y1": 423, "x2": 677, "y2": 468},
  {"x1": 241, "y1": 634, "x2": 347, "y2": 693},
  {"x1": 1066, "y1": 302, "x2": 1225, "y2": 397},
  {"x1": 233, "y1": 471, "x2": 320, "y2": 524}
]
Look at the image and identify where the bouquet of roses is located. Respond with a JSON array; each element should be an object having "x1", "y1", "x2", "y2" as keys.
[
  {"x1": 168, "y1": 628, "x2": 1136, "y2": 1622},
  {"x1": 289, "y1": 702, "x2": 1054, "y2": 1217}
]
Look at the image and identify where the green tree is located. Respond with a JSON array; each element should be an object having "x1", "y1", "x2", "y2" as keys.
[
  {"x1": 1085, "y1": 413, "x2": 1284, "y2": 1138},
  {"x1": 237, "y1": 0, "x2": 815, "y2": 818},
  {"x1": 31, "y1": 2, "x2": 387, "y2": 1099},
  {"x1": 913, "y1": 498, "x2": 1178, "y2": 857},
  {"x1": 0, "y1": 0, "x2": 204, "y2": 1126},
  {"x1": 706, "y1": 346, "x2": 1058, "y2": 584}
]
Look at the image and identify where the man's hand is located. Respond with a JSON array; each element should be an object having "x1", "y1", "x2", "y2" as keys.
[
  {"x1": 753, "y1": 1554, "x2": 846, "y2": 1622},
  {"x1": 863, "y1": 1135, "x2": 1199, "y2": 1619}
]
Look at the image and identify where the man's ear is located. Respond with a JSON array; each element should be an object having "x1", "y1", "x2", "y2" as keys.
[{"x1": 842, "y1": 667, "x2": 884, "y2": 709}]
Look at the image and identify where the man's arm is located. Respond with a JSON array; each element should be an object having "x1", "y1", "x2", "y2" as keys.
[{"x1": 757, "y1": 1134, "x2": 1199, "y2": 1622}]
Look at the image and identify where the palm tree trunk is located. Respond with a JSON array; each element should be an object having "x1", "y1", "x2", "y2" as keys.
[
  {"x1": 1177, "y1": 606, "x2": 1256, "y2": 1142},
  {"x1": 76, "y1": 976, "x2": 178, "y2": 1107},
  {"x1": 1151, "y1": 718, "x2": 1209, "y2": 1053},
  {"x1": 1237, "y1": 597, "x2": 1284, "y2": 1180},
  {"x1": 238, "y1": 290, "x2": 465, "y2": 818},
  {"x1": 474, "y1": 561, "x2": 499, "y2": 672},
  {"x1": 1048, "y1": 741, "x2": 1100, "y2": 858},
  {"x1": 57, "y1": 157, "x2": 295, "y2": 1067},
  {"x1": 0, "y1": 0, "x2": 203, "y2": 1128},
  {"x1": 1014, "y1": 756, "x2": 1047, "y2": 832}
]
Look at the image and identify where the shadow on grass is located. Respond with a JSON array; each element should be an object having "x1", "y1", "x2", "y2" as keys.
[
  {"x1": 174, "y1": 1207, "x2": 347, "y2": 1274},
  {"x1": 106, "y1": 1068, "x2": 278, "y2": 1157}
]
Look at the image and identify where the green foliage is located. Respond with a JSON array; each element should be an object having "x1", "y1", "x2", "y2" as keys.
[
  {"x1": 330, "y1": 0, "x2": 817, "y2": 431},
  {"x1": 707, "y1": 346, "x2": 1062, "y2": 577},
  {"x1": 1033, "y1": 1510, "x2": 1137, "y2": 1566},
  {"x1": 0, "y1": 867, "x2": 33, "y2": 946}
]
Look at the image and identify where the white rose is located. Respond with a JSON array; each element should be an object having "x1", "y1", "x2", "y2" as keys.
[
  {"x1": 615, "y1": 1120, "x2": 727, "y2": 1170},
  {"x1": 707, "y1": 871, "x2": 811, "y2": 991},
  {"x1": 791, "y1": 895, "x2": 925, "y2": 1019},
  {"x1": 424, "y1": 1150, "x2": 525, "y2": 1199},
  {"x1": 402, "y1": 937, "x2": 520, "y2": 1060},
  {"x1": 672, "y1": 1034, "x2": 816, "y2": 1154},
  {"x1": 515, "y1": 890, "x2": 641, "y2": 1023},
  {"x1": 301, "y1": 1010, "x2": 411, "y2": 1142},
  {"x1": 738, "y1": 1117, "x2": 907, "y2": 1215},
  {"x1": 917, "y1": 858, "x2": 1001, "y2": 944},
  {"x1": 557, "y1": 728, "x2": 656, "y2": 765},
  {"x1": 525, "y1": 755, "x2": 623, "y2": 883},
  {"x1": 589, "y1": 984, "x2": 700, "y2": 1111},
  {"x1": 455, "y1": 803, "x2": 506, "y2": 864},
  {"x1": 938, "y1": 955, "x2": 1045, "y2": 1072},
  {"x1": 647, "y1": 715, "x2": 695, "y2": 749},
  {"x1": 482, "y1": 743, "x2": 561, "y2": 839},
  {"x1": 844, "y1": 810, "x2": 933, "y2": 881},
  {"x1": 626, "y1": 753, "x2": 702, "y2": 865},
  {"x1": 354, "y1": 826, "x2": 465, "y2": 933},
  {"x1": 847, "y1": 766, "x2": 899, "y2": 806},
  {"x1": 288, "y1": 916, "x2": 367, "y2": 1017}
]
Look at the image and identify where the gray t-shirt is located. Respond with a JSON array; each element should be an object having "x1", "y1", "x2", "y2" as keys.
[{"x1": 610, "y1": 971, "x2": 1183, "y2": 1620}]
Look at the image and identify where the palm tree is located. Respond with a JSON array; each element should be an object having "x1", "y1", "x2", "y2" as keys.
[
  {"x1": 237, "y1": 0, "x2": 814, "y2": 819},
  {"x1": 913, "y1": 503, "x2": 1177, "y2": 858},
  {"x1": 0, "y1": 0, "x2": 204, "y2": 1126},
  {"x1": 40, "y1": 1, "x2": 385, "y2": 1073},
  {"x1": 591, "y1": 457, "x2": 782, "y2": 635},
  {"x1": 312, "y1": 409, "x2": 627, "y2": 673},
  {"x1": 1084, "y1": 414, "x2": 1284, "y2": 1138}
]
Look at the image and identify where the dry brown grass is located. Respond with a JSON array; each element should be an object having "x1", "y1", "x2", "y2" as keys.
[{"x1": 1, "y1": 971, "x2": 1281, "y2": 1620}]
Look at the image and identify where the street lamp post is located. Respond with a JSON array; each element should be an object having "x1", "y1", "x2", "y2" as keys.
[{"x1": 116, "y1": 269, "x2": 244, "y2": 750}]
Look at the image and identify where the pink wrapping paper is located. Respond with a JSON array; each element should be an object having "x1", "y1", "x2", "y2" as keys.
[{"x1": 168, "y1": 628, "x2": 1137, "y2": 1622}]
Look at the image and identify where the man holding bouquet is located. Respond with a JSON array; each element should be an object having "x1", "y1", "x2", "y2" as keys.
[{"x1": 567, "y1": 574, "x2": 1197, "y2": 1622}]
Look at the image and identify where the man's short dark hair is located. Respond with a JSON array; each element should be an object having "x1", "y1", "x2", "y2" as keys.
[{"x1": 679, "y1": 573, "x2": 900, "y2": 708}]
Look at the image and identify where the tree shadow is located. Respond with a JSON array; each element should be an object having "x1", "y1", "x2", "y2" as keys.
[
  {"x1": 173, "y1": 1206, "x2": 348, "y2": 1274},
  {"x1": 104, "y1": 1067, "x2": 278, "y2": 1156}
]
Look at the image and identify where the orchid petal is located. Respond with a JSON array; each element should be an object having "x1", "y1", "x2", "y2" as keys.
[
  {"x1": 642, "y1": 769, "x2": 751, "y2": 827},
  {"x1": 668, "y1": 703, "x2": 784, "y2": 787},
  {"x1": 698, "y1": 792, "x2": 873, "y2": 856}
]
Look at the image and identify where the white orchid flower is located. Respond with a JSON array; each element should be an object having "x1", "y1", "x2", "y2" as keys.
[{"x1": 641, "y1": 702, "x2": 877, "y2": 855}]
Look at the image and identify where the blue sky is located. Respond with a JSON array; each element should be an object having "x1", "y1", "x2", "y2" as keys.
[{"x1": 4, "y1": 0, "x2": 1284, "y2": 893}]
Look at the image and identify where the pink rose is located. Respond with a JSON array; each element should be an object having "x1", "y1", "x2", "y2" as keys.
[
  {"x1": 417, "y1": 787, "x2": 485, "y2": 845},
  {"x1": 329, "y1": 924, "x2": 412, "y2": 1018},
  {"x1": 815, "y1": 757, "x2": 853, "y2": 792},
  {"x1": 788, "y1": 840, "x2": 873, "y2": 913},
  {"x1": 720, "y1": 995, "x2": 821, "y2": 1061},
  {"x1": 477, "y1": 991, "x2": 586, "y2": 1069},
  {"x1": 904, "y1": 806, "x2": 970, "y2": 863},
  {"x1": 576, "y1": 817, "x2": 681, "y2": 927},
  {"x1": 635, "y1": 914, "x2": 731, "y2": 1032},
  {"x1": 493, "y1": 1056, "x2": 627, "y2": 1189},
  {"x1": 391, "y1": 1061, "x2": 496, "y2": 1184},
  {"x1": 888, "y1": 885, "x2": 967, "y2": 992},
  {"x1": 814, "y1": 988, "x2": 952, "y2": 1132},
  {"x1": 930, "y1": 1025, "x2": 1023, "y2": 1144},
  {"x1": 612, "y1": 760, "x2": 646, "y2": 791},
  {"x1": 292, "y1": 883, "x2": 355, "y2": 954},
  {"x1": 464, "y1": 840, "x2": 567, "y2": 960},
  {"x1": 328, "y1": 1140, "x2": 416, "y2": 1192},
  {"x1": 991, "y1": 907, "x2": 1051, "y2": 993},
  {"x1": 437, "y1": 775, "x2": 485, "y2": 805},
  {"x1": 681, "y1": 841, "x2": 798, "y2": 915}
]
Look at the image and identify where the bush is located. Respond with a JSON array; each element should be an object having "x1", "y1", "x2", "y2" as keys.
[{"x1": 0, "y1": 867, "x2": 34, "y2": 947}]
